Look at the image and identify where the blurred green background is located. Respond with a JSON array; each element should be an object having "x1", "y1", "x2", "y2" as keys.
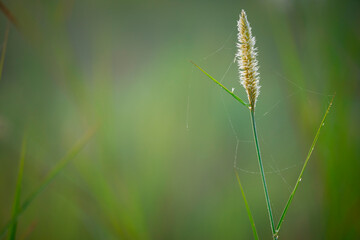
[{"x1": 0, "y1": 0, "x2": 359, "y2": 239}]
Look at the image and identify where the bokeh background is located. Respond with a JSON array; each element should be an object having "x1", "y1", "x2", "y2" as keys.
[{"x1": 0, "y1": 0, "x2": 359, "y2": 239}]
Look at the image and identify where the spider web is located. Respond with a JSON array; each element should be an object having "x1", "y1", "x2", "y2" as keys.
[{"x1": 187, "y1": 30, "x2": 333, "y2": 193}]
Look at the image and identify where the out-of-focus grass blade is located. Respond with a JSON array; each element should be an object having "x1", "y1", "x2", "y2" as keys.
[
  {"x1": 235, "y1": 170, "x2": 259, "y2": 240},
  {"x1": 18, "y1": 220, "x2": 37, "y2": 240},
  {"x1": 0, "y1": 2, "x2": 19, "y2": 28},
  {"x1": 275, "y1": 95, "x2": 335, "y2": 239},
  {"x1": 7, "y1": 134, "x2": 27, "y2": 240},
  {"x1": 0, "y1": 22, "x2": 9, "y2": 82},
  {"x1": 190, "y1": 61, "x2": 249, "y2": 108},
  {"x1": 0, "y1": 126, "x2": 97, "y2": 239}
]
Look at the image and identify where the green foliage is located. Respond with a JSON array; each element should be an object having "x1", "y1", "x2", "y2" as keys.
[
  {"x1": 7, "y1": 134, "x2": 27, "y2": 240},
  {"x1": 0, "y1": 127, "x2": 96, "y2": 239},
  {"x1": 0, "y1": 0, "x2": 357, "y2": 239},
  {"x1": 235, "y1": 170, "x2": 259, "y2": 240}
]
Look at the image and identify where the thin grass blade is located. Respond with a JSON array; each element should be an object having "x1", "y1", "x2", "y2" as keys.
[
  {"x1": 275, "y1": 95, "x2": 335, "y2": 238},
  {"x1": 190, "y1": 61, "x2": 249, "y2": 108},
  {"x1": 0, "y1": 2, "x2": 19, "y2": 28},
  {"x1": 7, "y1": 134, "x2": 27, "y2": 240},
  {"x1": 0, "y1": 22, "x2": 9, "y2": 82},
  {"x1": 18, "y1": 220, "x2": 37, "y2": 240},
  {"x1": 235, "y1": 170, "x2": 259, "y2": 240},
  {"x1": 0, "y1": 126, "x2": 97, "y2": 239}
]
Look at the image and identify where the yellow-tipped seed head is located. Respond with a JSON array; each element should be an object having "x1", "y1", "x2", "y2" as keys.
[{"x1": 236, "y1": 10, "x2": 260, "y2": 110}]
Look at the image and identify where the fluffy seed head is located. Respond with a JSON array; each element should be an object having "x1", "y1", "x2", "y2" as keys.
[{"x1": 236, "y1": 10, "x2": 260, "y2": 110}]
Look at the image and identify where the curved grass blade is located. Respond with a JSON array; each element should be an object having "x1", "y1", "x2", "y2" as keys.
[
  {"x1": 0, "y1": 22, "x2": 9, "y2": 82},
  {"x1": 18, "y1": 220, "x2": 37, "y2": 240},
  {"x1": 7, "y1": 134, "x2": 27, "y2": 240},
  {"x1": 235, "y1": 170, "x2": 259, "y2": 240},
  {"x1": 0, "y1": 126, "x2": 97, "y2": 239},
  {"x1": 0, "y1": 2, "x2": 19, "y2": 28},
  {"x1": 190, "y1": 61, "x2": 249, "y2": 108},
  {"x1": 275, "y1": 95, "x2": 335, "y2": 239}
]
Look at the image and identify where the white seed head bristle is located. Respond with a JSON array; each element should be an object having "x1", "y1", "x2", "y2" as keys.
[{"x1": 236, "y1": 10, "x2": 260, "y2": 110}]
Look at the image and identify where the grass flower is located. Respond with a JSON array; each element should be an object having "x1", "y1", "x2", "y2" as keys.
[{"x1": 236, "y1": 10, "x2": 260, "y2": 110}]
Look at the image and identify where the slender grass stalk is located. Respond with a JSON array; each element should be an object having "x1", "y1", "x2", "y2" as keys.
[
  {"x1": 250, "y1": 110, "x2": 276, "y2": 238},
  {"x1": 235, "y1": 170, "x2": 259, "y2": 240},
  {"x1": 0, "y1": 22, "x2": 9, "y2": 82},
  {"x1": 193, "y1": 9, "x2": 333, "y2": 240},
  {"x1": 0, "y1": 126, "x2": 97, "y2": 239},
  {"x1": 7, "y1": 134, "x2": 27, "y2": 240},
  {"x1": 237, "y1": 10, "x2": 276, "y2": 238},
  {"x1": 274, "y1": 95, "x2": 335, "y2": 239}
]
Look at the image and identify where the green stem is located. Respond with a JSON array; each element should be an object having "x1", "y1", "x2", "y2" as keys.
[{"x1": 250, "y1": 110, "x2": 276, "y2": 238}]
